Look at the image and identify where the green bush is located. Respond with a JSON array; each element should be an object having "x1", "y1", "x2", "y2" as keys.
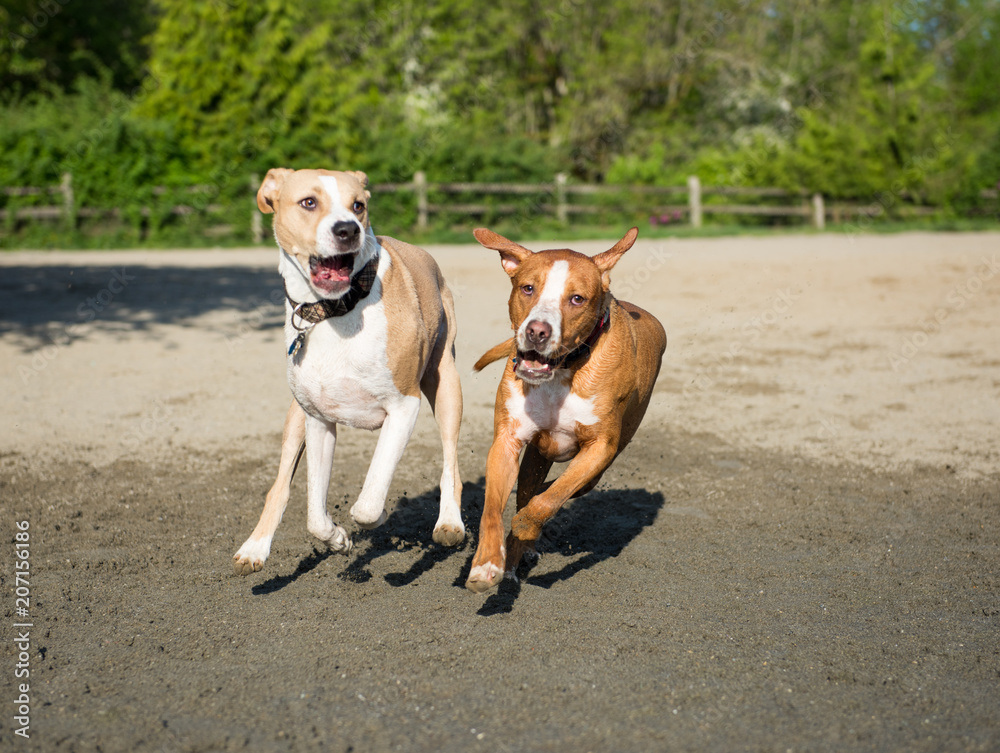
[{"x1": 3, "y1": 0, "x2": 1000, "y2": 248}]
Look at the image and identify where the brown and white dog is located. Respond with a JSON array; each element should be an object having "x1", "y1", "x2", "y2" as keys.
[
  {"x1": 233, "y1": 168, "x2": 465, "y2": 576},
  {"x1": 466, "y1": 227, "x2": 666, "y2": 593}
]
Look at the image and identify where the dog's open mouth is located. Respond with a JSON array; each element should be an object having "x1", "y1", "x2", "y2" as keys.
[
  {"x1": 309, "y1": 253, "x2": 356, "y2": 294},
  {"x1": 515, "y1": 349, "x2": 563, "y2": 380}
]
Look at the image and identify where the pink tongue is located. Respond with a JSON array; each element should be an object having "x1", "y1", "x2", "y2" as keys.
[
  {"x1": 313, "y1": 256, "x2": 352, "y2": 282},
  {"x1": 520, "y1": 353, "x2": 551, "y2": 371}
]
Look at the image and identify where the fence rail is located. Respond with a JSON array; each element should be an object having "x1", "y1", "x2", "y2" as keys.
[{"x1": 3, "y1": 172, "x2": 996, "y2": 242}]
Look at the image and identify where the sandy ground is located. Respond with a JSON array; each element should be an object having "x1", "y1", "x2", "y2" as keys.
[{"x1": 0, "y1": 231, "x2": 998, "y2": 751}]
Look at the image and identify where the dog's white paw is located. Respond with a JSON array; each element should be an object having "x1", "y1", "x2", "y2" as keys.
[
  {"x1": 233, "y1": 538, "x2": 270, "y2": 576},
  {"x1": 323, "y1": 524, "x2": 353, "y2": 555},
  {"x1": 432, "y1": 522, "x2": 466, "y2": 547},
  {"x1": 466, "y1": 562, "x2": 504, "y2": 593},
  {"x1": 308, "y1": 519, "x2": 353, "y2": 555},
  {"x1": 350, "y1": 504, "x2": 387, "y2": 530}
]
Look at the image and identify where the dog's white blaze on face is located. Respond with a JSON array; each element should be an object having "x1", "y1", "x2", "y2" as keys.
[
  {"x1": 317, "y1": 175, "x2": 364, "y2": 249},
  {"x1": 517, "y1": 260, "x2": 569, "y2": 353},
  {"x1": 314, "y1": 175, "x2": 367, "y2": 272},
  {"x1": 276, "y1": 172, "x2": 374, "y2": 303}
]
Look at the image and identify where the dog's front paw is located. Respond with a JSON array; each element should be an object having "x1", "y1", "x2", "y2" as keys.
[
  {"x1": 510, "y1": 510, "x2": 542, "y2": 542},
  {"x1": 233, "y1": 555, "x2": 263, "y2": 576},
  {"x1": 308, "y1": 517, "x2": 353, "y2": 554},
  {"x1": 323, "y1": 524, "x2": 353, "y2": 555},
  {"x1": 233, "y1": 538, "x2": 270, "y2": 576},
  {"x1": 432, "y1": 523, "x2": 466, "y2": 547},
  {"x1": 466, "y1": 562, "x2": 504, "y2": 593}
]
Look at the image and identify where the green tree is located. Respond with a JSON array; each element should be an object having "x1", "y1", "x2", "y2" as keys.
[
  {"x1": 138, "y1": 0, "x2": 387, "y2": 172},
  {"x1": 0, "y1": 0, "x2": 153, "y2": 97}
]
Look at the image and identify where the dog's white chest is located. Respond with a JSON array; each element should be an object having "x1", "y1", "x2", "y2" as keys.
[
  {"x1": 286, "y1": 295, "x2": 400, "y2": 430},
  {"x1": 506, "y1": 378, "x2": 599, "y2": 461}
]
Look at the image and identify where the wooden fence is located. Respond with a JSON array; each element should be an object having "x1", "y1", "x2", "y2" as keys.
[
  {"x1": 382, "y1": 172, "x2": 975, "y2": 231},
  {"x1": 377, "y1": 172, "x2": 834, "y2": 230},
  {"x1": 4, "y1": 172, "x2": 996, "y2": 242},
  {"x1": 1, "y1": 173, "x2": 242, "y2": 235}
]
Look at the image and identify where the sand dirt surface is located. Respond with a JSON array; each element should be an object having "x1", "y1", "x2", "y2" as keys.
[{"x1": 1, "y1": 231, "x2": 998, "y2": 752}]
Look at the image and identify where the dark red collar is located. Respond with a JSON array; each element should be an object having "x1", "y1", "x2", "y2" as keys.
[{"x1": 561, "y1": 307, "x2": 611, "y2": 367}]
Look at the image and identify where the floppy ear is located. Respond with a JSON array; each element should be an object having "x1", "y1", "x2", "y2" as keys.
[
  {"x1": 257, "y1": 168, "x2": 293, "y2": 214},
  {"x1": 473, "y1": 227, "x2": 533, "y2": 277},
  {"x1": 591, "y1": 227, "x2": 638, "y2": 289},
  {"x1": 344, "y1": 170, "x2": 371, "y2": 200}
]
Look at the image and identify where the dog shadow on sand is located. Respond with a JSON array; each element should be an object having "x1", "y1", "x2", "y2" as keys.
[
  {"x1": 468, "y1": 486, "x2": 665, "y2": 616},
  {"x1": 252, "y1": 479, "x2": 664, "y2": 616},
  {"x1": 340, "y1": 478, "x2": 488, "y2": 588},
  {"x1": 251, "y1": 479, "x2": 487, "y2": 597}
]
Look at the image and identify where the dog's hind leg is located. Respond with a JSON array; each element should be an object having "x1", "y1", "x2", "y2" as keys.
[
  {"x1": 233, "y1": 401, "x2": 306, "y2": 575},
  {"x1": 420, "y1": 303, "x2": 465, "y2": 547}
]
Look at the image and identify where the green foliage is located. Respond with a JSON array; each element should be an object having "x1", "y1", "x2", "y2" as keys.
[
  {"x1": 0, "y1": 0, "x2": 152, "y2": 96},
  {"x1": 1, "y1": 0, "x2": 999, "y2": 248},
  {"x1": 0, "y1": 71, "x2": 246, "y2": 248}
]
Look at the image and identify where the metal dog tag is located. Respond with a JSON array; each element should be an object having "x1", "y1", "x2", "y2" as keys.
[{"x1": 288, "y1": 331, "x2": 306, "y2": 357}]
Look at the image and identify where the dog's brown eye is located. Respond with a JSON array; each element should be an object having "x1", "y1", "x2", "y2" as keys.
[
  {"x1": 570, "y1": 294, "x2": 586, "y2": 306},
  {"x1": 520, "y1": 285, "x2": 534, "y2": 296},
  {"x1": 353, "y1": 201, "x2": 365, "y2": 214},
  {"x1": 299, "y1": 197, "x2": 317, "y2": 210}
]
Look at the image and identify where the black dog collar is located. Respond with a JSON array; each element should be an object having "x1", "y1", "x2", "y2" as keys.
[
  {"x1": 284, "y1": 252, "x2": 380, "y2": 357},
  {"x1": 284, "y1": 252, "x2": 380, "y2": 323}
]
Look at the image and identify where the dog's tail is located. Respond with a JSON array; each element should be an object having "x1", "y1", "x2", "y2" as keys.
[{"x1": 473, "y1": 338, "x2": 515, "y2": 372}]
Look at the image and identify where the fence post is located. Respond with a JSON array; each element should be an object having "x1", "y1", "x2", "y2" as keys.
[
  {"x1": 60, "y1": 172, "x2": 75, "y2": 229},
  {"x1": 811, "y1": 193, "x2": 825, "y2": 230},
  {"x1": 250, "y1": 174, "x2": 263, "y2": 243},
  {"x1": 414, "y1": 171, "x2": 428, "y2": 231},
  {"x1": 555, "y1": 172, "x2": 568, "y2": 224},
  {"x1": 687, "y1": 175, "x2": 702, "y2": 228}
]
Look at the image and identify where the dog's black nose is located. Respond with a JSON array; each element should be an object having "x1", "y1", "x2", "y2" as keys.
[
  {"x1": 332, "y1": 221, "x2": 360, "y2": 243},
  {"x1": 525, "y1": 320, "x2": 552, "y2": 345}
]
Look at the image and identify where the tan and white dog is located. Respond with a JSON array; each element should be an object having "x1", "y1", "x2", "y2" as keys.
[
  {"x1": 466, "y1": 227, "x2": 666, "y2": 593},
  {"x1": 233, "y1": 168, "x2": 465, "y2": 576}
]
